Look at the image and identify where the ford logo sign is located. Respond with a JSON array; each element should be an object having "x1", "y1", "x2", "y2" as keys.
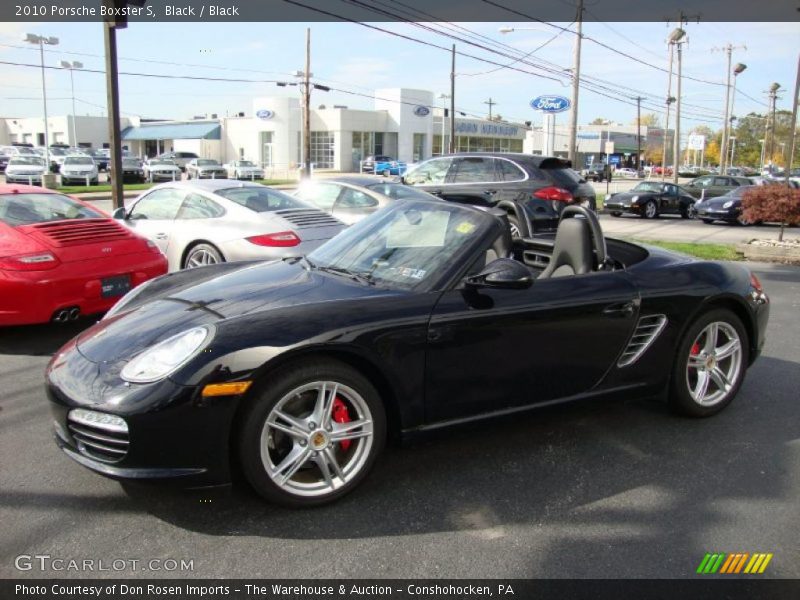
[
  {"x1": 413, "y1": 105, "x2": 431, "y2": 117},
  {"x1": 256, "y1": 109, "x2": 274, "y2": 120},
  {"x1": 530, "y1": 95, "x2": 571, "y2": 113}
]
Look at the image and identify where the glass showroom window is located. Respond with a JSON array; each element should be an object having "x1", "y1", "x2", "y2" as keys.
[
  {"x1": 311, "y1": 131, "x2": 335, "y2": 169},
  {"x1": 260, "y1": 131, "x2": 274, "y2": 167},
  {"x1": 413, "y1": 133, "x2": 426, "y2": 162}
]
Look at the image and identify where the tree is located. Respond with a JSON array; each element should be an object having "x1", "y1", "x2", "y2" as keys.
[
  {"x1": 742, "y1": 185, "x2": 800, "y2": 242},
  {"x1": 705, "y1": 140, "x2": 721, "y2": 166},
  {"x1": 631, "y1": 113, "x2": 660, "y2": 127},
  {"x1": 590, "y1": 117, "x2": 609, "y2": 125}
]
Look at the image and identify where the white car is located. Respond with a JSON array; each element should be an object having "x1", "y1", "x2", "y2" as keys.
[
  {"x1": 224, "y1": 160, "x2": 264, "y2": 180},
  {"x1": 615, "y1": 168, "x2": 642, "y2": 178},
  {"x1": 143, "y1": 158, "x2": 182, "y2": 182},
  {"x1": 4, "y1": 156, "x2": 48, "y2": 184},
  {"x1": 60, "y1": 155, "x2": 99, "y2": 185}
]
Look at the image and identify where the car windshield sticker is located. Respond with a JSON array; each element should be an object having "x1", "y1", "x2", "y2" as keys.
[
  {"x1": 455, "y1": 221, "x2": 476, "y2": 235},
  {"x1": 386, "y1": 210, "x2": 449, "y2": 248}
]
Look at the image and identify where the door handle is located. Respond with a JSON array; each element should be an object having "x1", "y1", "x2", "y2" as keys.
[
  {"x1": 603, "y1": 301, "x2": 635, "y2": 318},
  {"x1": 154, "y1": 233, "x2": 168, "y2": 240},
  {"x1": 427, "y1": 329, "x2": 442, "y2": 342},
  {"x1": 429, "y1": 190, "x2": 443, "y2": 196},
  {"x1": 484, "y1": 189, "x2": 498, "y2": 195}
]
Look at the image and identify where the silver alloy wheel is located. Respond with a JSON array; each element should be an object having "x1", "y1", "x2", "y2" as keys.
[
  {"x1": 685, "y1": 321, "x2": 743, "y2": 406},
  {"x1": 645, "y1": 201, "x2": 657, "y2": 218},
  {"x1": 186, "y1": 248, "x2": 220, "y2": 268},
  {"x1": 259, "y1": 381, "x2": 374, "y2": 498},
  {"x1": 509, "y1": 221, "x2": 521, "y2": 238}
]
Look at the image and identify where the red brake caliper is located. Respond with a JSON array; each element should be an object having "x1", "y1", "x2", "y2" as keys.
[
  {"x1": 332, "y1": 397, "x2": 352, "y2": 451},
  {"x1": 690, "y1": 342, "x2": 701, "y2": 365}
]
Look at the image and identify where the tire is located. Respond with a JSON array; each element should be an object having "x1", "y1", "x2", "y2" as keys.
[
  {"x1": 642, "y1": 200, "x2": 658, "y2": 219},
  {"x1": 508, "y1": 215, "x2": 522, "y2": 239},
  {"x1": 183, "y1": 243, "x2": 224, "y2": 269},
  {"x1": 669, "y1": 308, "x2": 749, "y2": 418},
  {"x1": 610, "y1": 211, "x2": 622, "y2": 217},
  {"x1": 736, "y1": 215, "x2": 752, "y2": 226},
  {"x1": 238, "y1": 360, "x2": 386, "y2": 507}
]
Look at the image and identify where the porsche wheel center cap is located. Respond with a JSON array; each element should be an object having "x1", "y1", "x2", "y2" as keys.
[
  {"x1": 310, "y1": 430, "x2": 329, "y2": 451},
  {"x1": 704, "y1": 356, "x2": 716, "y2": 370}
]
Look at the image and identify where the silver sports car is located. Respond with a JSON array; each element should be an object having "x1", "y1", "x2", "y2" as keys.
[{"x1": 113, "y1": 180, "x2": 346, "y2": 271}]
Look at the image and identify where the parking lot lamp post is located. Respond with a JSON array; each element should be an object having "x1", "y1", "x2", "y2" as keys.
[
  {"x1": 767, "y1": 82, "x2": 781, "y2": 166},
  {"x1": 668, "y1": 28, "x2": 686, "y2": 184},
  {"x1": 60, "y1": 60, "x2": 83, "y2": 146},
  {"x1": 729, "y1": 136, "x2": 737, "y2": 167},
  {"x1": 438, "y1": 93, "x2": 450, "y2": 156},
  {"x1": 25, "y1": 34, "x2": 59, "y2": 153}
]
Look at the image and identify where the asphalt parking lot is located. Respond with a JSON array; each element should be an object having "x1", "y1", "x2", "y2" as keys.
[{"x1": 0, "y1": 261, "x2": 798, "y2": 579}]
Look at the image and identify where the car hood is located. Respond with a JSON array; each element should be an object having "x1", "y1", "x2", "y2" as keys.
[
  {"x1": 74, "y1": 259, "x2": 395, "y2": 364},
  {"x1": 699, "y1": 197, "x2": 739, "y2": 209}
]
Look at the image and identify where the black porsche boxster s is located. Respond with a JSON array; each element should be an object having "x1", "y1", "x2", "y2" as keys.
[
  {"x1": 46, "y1": 200, "x2": 770, "y2": 507},
  {"x1": 605, "y1": 181, "x2": 697, "y2": 219}
]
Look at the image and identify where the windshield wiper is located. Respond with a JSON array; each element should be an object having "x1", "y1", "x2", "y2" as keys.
[{"x1": 315, "y1": 265, "x2": 375, "y2": 286}]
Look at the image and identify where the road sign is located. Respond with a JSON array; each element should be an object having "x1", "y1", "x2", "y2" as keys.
[{"x1": 688, "y1": 134, "x2": 706, "y2": 150}]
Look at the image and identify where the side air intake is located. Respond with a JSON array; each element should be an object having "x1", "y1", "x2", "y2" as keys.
[{"x1": 618, "y1": 314, "x2": 667, "y2": 367}]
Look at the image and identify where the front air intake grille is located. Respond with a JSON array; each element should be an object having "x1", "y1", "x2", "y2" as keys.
[
  {"x1": 618, "y1": 314, "x2": 668, "y2": 367},
  {"x1": 67, "y1": 412, "x2": 129, "y2": 463},
  {"x1": 276, "y1": 209, "x2": 342, "y2": 228}
]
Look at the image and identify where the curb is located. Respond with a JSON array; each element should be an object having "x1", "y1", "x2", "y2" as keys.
[{"x1": 736, "y1": 242, "x2": 800, "y2": 265}]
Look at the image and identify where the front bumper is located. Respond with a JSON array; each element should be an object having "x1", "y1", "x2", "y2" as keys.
[
  {"x1": 5, "y1": 173, "x2": 44, "y2": 184},
  {"x1": 696, "y1": 207, "x2": 738, "y2": 222},
  {"x1": 47, "y1": 350, "x2": 243, "y2": 486},
  {"x1": 605, "y1": 201, "x2": 640, "y2": 214},
  {"x1": 149, "y1": 171, "x2": 180, "y2": 181},
  {"x1": 195, "y1": 171, "x2": 228, "y2": 179}
]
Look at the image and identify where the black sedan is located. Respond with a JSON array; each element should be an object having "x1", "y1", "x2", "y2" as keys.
[
  {"x1": 46, "y1": 200, "x2": 769, "y2": 507},
  {"x1": 695, "y1": 186, "x2": 758, "y2": 225},
  {"x1": 605, "y1": 181, "x2": 697, "y2": 219}
]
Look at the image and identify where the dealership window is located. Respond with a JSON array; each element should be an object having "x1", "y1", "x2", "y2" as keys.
[
  {"x1": 310, "y1": 131, "x2": 335, "y2": 169},
  {"x1": 413, "y1": 133, "x2": 426, "y2": 162},
  {"x1": 352, "y1": 132, "x2": 374, "y2": 171},
  {"x1": 260, "y1": 131, "x2": 274, "y2": 167},
  {"x1": 455, "y1": 136, "x2": 523, "y2": 153}
]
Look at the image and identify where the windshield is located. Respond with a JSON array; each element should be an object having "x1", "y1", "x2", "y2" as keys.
[
  {"x1": 0, "y1": 193, "x2": 104, "y2": 226},
  {"x1": 633, "y1": 182, "x2": 664, "y2": 193},
  {"x1": 8, "y1": 157, "x2": 46, "y2": 167},
  {"x1": 366, "y1": 182, "x2": 438, "y2": 201},
  {"x1": 197, "y1": 159, "x2": 219, "y2": 166},
  {"x1": 64, "y1": 156, "x2": 94, "y2": 165},
  {"x1": 49, "y1": 147, "x2": 67, "y2": 156},
  {"x1": 149, "y1": 159, "x2": 174, "y2": 166},
  {"x1": 308, "y1": 200, "x2": 489, "y2": 290},
  {"x1": 238, "y1": 161, "x2": 256, "y2": 167},
  {"x1": 122, "y1": 159, "x2": 141, "y2": 167},
  {"x1": 215, "y1": 186, "x2": 309, "y2": 212}
]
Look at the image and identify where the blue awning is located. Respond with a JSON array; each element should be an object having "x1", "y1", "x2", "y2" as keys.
[{"x1": 121, "y1": 121, "x2": 221, "y2": 141}]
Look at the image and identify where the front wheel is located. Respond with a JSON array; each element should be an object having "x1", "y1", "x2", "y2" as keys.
[
  {"x1": 610, "y1": 211, "x2": 622, "y2": 217},
  {"x1": 669, "y1": 309, "x2": 748, "y2": 417},
  {"x1": 642, "y1": 200, "x2": 658, "y2": 219},
  {"x1": 238, "y1": 360, "x2": 386, "y2": 507}
]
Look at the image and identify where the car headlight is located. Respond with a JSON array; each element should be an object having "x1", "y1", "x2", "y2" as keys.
[
  {"x1": 120, "y1": 326, "x2": 212, "y2": 383},
  {"x1": 631, "y1": 195, "x2": 639, "y2": 203},
  {"x1": 723, "y1": 200, "x2": 734, "y2": 209}
]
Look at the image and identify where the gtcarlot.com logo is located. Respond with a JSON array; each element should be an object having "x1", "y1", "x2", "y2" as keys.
[{"x1": 697, "y1": 552, "x2": 773, "y2": 574}]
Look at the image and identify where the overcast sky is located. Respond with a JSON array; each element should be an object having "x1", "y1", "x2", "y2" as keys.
[{"x1": 0, "y1": 20, "x2": 797, "y2": 133}]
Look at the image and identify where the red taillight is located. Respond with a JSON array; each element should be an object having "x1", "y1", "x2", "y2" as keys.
[
  {"x1": 533, "y1": 186, "x2": 573, "y2": 202},
  {"x1": 0, "y1": 252, "x2": 60, "y2": 271},
  {"x1": 246, "y1": 231, "x2": 301, "y2": 247},
  {"x1": 750, "y1": 272, "x2": 763, "y2": 293}
]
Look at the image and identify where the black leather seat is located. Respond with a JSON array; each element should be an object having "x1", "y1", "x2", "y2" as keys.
[{"x1": 538, "y1": 217, "x2": 593, "y2": 278}]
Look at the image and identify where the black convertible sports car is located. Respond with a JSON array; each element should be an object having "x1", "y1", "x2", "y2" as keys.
[
  {"x1": 605, "y1": 181, "x2": 697, "y2": 219},
  {"x1": 46, "y1": 200, "x2": 770, "y2": 507}
]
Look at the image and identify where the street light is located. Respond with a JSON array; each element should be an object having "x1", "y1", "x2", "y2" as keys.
[
  {"x1": 25, "y1": 33, "x2": 59, "y2": 156},
  {"x1": 438, "y1": 93, "x2": 450, "y2": 156},
  {"x1": 669, "y1": 28, "x2": 686, "y2": 184},
  {"x1": 60, "y1": 60, "x2": 83, "y2": 147},
  {"x1": 723, "y1": 62, "x2": 747, "y2": 174},
  {"x1": 500, "y1": 24, "x2": 581, "y2": 164},
  {"x1": 728, "y1": 135, "x2": 737, "y2": 167}
]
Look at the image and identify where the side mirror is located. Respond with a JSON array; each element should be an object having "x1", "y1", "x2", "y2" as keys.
[
  {"x1": 466, "y1": 258, "x2": 532, "y2": 290},
  {"x1": 112, "y1": 207, "x2": 127, "y2": 220}
]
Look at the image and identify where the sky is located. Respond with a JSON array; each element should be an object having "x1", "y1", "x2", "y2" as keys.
[{"x1": 0, "y1": 20, "x2": 798, "y2": 135}]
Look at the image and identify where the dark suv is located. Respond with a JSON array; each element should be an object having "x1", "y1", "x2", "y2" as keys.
[{"x1": 402, "y1": 153, "x2": 596, "y2": 235}]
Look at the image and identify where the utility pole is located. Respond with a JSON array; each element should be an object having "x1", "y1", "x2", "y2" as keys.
[
  {"x1": 786, "y1": 53, "x2": 799, "y2": 187},
  {"x1": 636, "y1": 96, "x2": 642, "y2": 171},
  {"x1": 449, "y1": 44, "x2": 456, "y2": 153},
  {"x1": 767, "y1": 83, "x2": 781, "y2": 166},
  {"x1": 567, "y1": 0, "x2": 583, "y2": 166},
  {"x1": 661, "y1": 41, "x2": 676, "y2": 182},
  {"x1": 103, "y1": 22, "x2": 123, "y2": 210},
  {"x1": 483, "y1": 97, "x2": 497, "y2": 120},
  {"x1": 303, "y1": 27, "x2": 311, "y2": 179}
]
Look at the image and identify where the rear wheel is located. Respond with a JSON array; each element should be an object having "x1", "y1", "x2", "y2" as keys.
[
  {"x1": 669, "y1": 309, "x2": 748, "y2": 417},
  {"x1": 610, "y1": 211, "x2": 622, "y2": 217},
  {"x1": 238, "y1": 360, "x2": 386, "y2": 507},
  {"x1": 183, "y1": 243, "x2": 224, "y2": 269}
]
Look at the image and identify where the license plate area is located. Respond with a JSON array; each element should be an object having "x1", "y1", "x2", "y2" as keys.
[{"x1": 101, "y1": 274, "x2": 131, "y2": 298}]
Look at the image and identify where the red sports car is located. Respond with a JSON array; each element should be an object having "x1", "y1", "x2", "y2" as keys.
[{"x1": 0, "y1": 184, "x2": 167, "y2": 326}]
